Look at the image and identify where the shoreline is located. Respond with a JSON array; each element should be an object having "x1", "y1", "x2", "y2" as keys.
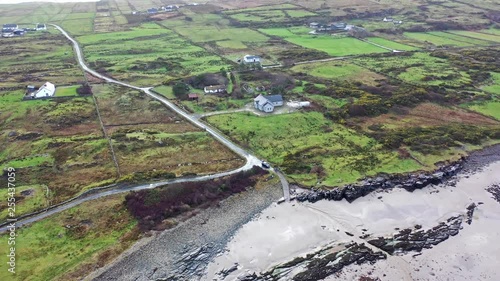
[
  {"x1": 87, "y1": 144, "x2": 500, "y2": 281},
  {"x1": 87, "y1": 183, "x2": 283, "y2": 280},
  {"x1": 203, "y1": 148, "x2": 500, "y2": 280}
]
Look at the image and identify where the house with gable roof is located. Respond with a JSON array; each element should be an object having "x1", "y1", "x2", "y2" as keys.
[{"x1": 254, "y1": 94, "x2": 283, "y2": 113}]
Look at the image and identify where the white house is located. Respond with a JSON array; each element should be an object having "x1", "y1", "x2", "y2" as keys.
[
  {"x1": 36, "y1": 23, "x2": 46, "y2": 31},
  {"x1": 243, "y1": 55, "x2": 261, "y2": 64},
  {"x1": 383, "y1": 17, "x2": 394, "y2": 22},
  {"x1": 204, "y1": 85, "x2": 226, "y2": 94},
  {"x1": 254, "y1": 94, "x2": 283, "y2": 113},
  {"x1": 31, "y1": 82, "x2": 55, "y2": 98}
]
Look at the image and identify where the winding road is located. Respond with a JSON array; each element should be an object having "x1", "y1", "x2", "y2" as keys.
[{"x1": 0, "y1": 25, "x2": 290, "y2": 233}]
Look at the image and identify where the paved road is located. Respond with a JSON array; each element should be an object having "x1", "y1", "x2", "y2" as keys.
[{"x1": 0, "y1": 26, "x2": 292, "y2": 233}]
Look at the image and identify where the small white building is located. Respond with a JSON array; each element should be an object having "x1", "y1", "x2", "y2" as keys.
[
  {"x1": 31, "y1": 82, "x2": 55, "y2": 98},
  {"x1": 287, "y1": 101, "x2": 311, "y2": 108},
  {"x1": 243, "y1": 55, "x2": 261, "y2": 64},
  {"x1": 36, "y1": 23, "x2": 47, "y2": 31},
  {"x1": 204, "y1": 85, "x2": 226, "y2": 94},
  {"x1": 254, "y1": 94, "x2": 283, "y2": 113}
]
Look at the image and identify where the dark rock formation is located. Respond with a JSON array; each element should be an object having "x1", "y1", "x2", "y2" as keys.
[
  {"x1": 368, "y1": 215, "x2": 464, "y2": 255},
  {"x1": 465, "y1": 203, "x2": 476, "y2": 225},
  {"x1": 296, "y1": 159, "x2": 465, "y2": 204},
  {"x1": 486, "y1": 184, "x2": 500, "y2": 203},
  {"x1": 244, "y1": 243, "x2": 386, "y2": 281}
]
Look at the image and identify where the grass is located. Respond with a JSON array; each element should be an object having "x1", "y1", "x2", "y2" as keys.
[
  {"x1": 0, "y1": 195, "x2": 138, "y2": 281},
  {"x1": 482, "y1": 72, "x2": 500, "y2": 94},
  {"x1": 207, "y1": 111, "x2": 422, "y2": 186},
  {"x1": 173, "y1": 26, "x2": 268, "y2": 43},
  {"x1": 365, "y1": 37, "x2": 419, "y2": 51},
  {"x1": 285, "y1": 10, "x2": 317, "y2": 18},
  {"x1": 77, "y1": 23, "x2": 231, "y2": 86},
  {"x1": 447, "y1": 30, "x2": 500, "y2": 43},
  {"x1": 0, "y1": 33, "x2": 85, "y2": 89},
  {"x1": 403, "y1": 32, "x2": 475, "y2": 47},
  {"x1": 468, "y1": 101, "x2": 500, "y2": 120},
  {"x1": 290, "y1": 60, "x2": 384, "y2": 85},
  {"x1": 0, "y1": 184, "x2": 50, "y2": 221},
  {"x1": 56, "y1": 85, "x2": 80, "y2": 97},
  {"x1": 354, "y1": 52, "x2": 472, "y2": 88},
  {"x1": 152, "y1": 85, "x2": 175, "y2": 99},
  {"x1": 260, "y1": 28, "x2": 387, "y2": 56}
]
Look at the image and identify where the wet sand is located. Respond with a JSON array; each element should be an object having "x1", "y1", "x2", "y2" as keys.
[{"x1": 204, "y1": 161, "x2": 500, "y2": 280}]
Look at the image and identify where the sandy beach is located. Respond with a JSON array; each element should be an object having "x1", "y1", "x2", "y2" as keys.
[
  {"x1": 88, "y1": 145, "x2": 500, "y2": 281},
  {"x1": 204, "y1": 161, "x2": 500, "y2": 280}
]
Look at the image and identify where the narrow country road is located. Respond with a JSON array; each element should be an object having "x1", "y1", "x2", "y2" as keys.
[{"x1": 0, "y1": 25, "x2": 291, "y2": 233}]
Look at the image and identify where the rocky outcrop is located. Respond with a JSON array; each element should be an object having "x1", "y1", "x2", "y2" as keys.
[
  {"x1": 242, "y1": 243, "x2": 386, "y2": 281},
  {"x1": 368, "y1": 213, "x2": 468, "y2": 255},
  {"x1": 296, "y1": 159, "x2": 464, "y2": 204},
  {"x1": 486, "y1": 184, "x2": 500, "y2": 203}
]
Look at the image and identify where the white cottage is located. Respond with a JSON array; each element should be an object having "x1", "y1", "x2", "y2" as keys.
[
  {"x1": 31, "y1": 82, "x2": 55, "y2": 98},
  {"x1": 254, "y1": 94, "x2": 283, "y2": 113},
  {"x1": 243, "y1": 55, "x2": 261, "y2": 64}
]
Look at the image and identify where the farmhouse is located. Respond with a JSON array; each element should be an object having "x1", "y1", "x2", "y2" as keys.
[
  {"x1": 243, "y1": 55, "x2": 261, "y2": 64},
  {"x1": 28, "y1": 82, "x2": 56, "y2": 99},
  {"x1": 383, "y1": 17, "x2": 394, "y2": 22},
  {"x1": 313, "y1": 22, "x2": 347, "y2": 33},
  {"x1": 204, "y1": 85, "x2": 226, "y2": 94},
  {"x1": 36, "y1": 23, "x2": 47, "y2": 31},
  {"x1": 147, "y1": 8, "x2": 158, "y2": 14},
  {"x1": 2, "y1": 23, "x2": 18, "y2": 32},
  {"x1": 188, "y1": 93, "x2": 199, "y2": 101},
  {"x1": 254, "y1": 94, "x2": 283, "y2": 113},
  {"x1": 309, "y1": 22, "x2": 320, "y2": 29}
]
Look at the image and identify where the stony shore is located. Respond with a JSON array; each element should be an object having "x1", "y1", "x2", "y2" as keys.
[
  {"x1": 86, "y1": 183, "x2": 283, "y2": 281},
  {"x1": 87, "y1": 144, "x2": 500, "y2": 281}
]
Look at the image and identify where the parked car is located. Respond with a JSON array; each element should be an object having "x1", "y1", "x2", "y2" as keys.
[{"x1": 261, "y1": 161, "x2": 270, "y2": 169}]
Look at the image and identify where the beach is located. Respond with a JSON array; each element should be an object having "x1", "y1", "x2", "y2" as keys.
[
  {"x1": 89, "y1": 145, "x2": 500, "y2": 281},
  {"x1": 204, "y1": 158, "x2": 500, "y2": 280}
]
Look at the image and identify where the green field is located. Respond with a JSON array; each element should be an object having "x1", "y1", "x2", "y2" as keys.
[
  {"x1": 173, "y1": 26, "x2": 269, "y2": 43},
  {"x1": 56, "y1": 85, "x2": 80, "y2": 97},
  {"x1": 207, "y1": 112, "x2": 422, "y2": 186},
  {"x1": 290, "y1": 60, "x2": 384, "y2": 85},
  {"x1": 447, "y1": 30, "x2": 500, "y2": 43},
  {"x1": 366, "y1": 37, "x2": 419, "y2": 51},
  {"x1": 77, "y1": 23, "x2": 231, "y2": 85},
  {"x1": 285, "y1": 10, "x2": 317, "y2": 17},
  {"x1": 354, "y1": 52, "x2": 472, "y2": 88},
  {"x1": 468, "y1": 101, "x2": 500, "y2": 120},
  {"x1": 403, "y1": 32, "x2": 475, "y2": 47},
  {"x1": 483, "y1": 72, "x2": 500, "y2": 94},
  {"x1": 260, "y1": 28, "x2": 387, "y2": 56},
  {"x1": 0, "y1": 195, "x2": 137, "y2": 281}
]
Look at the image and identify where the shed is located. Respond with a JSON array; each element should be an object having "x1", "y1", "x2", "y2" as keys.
[{"x1": 188, "y1": 93, "x2": 199, "y2": 101}]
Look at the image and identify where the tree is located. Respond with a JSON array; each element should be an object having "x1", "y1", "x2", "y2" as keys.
[{"x1": 173, "y1": 82, "x2": 189, "y2": 100}]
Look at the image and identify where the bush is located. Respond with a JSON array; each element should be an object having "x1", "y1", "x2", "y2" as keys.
[{"x1": 125, "y1": 167, "x2": 267, "y2": 231}]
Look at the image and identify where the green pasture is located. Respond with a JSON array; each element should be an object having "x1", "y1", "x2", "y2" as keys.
[
  {"x1": 173, "y1": 26, "x2": 268, "y2": 43},
  {"x1": 260, "y1": 28, "x2": 387, "y2": 56},
  {"x1": 447, "y1": 30, "x2": 500, "y2": 43},
  {"x1": 366, "y1": 37, "x2": 419, "y2": 51},
  {"x1": 207, "y1": 111, "x2": 422, "y2": 186},
  {"x1": 403, "y1": 32, "x2": 474, "y2": 47},
  {"x1": 77, "y1": 23, "x2": 231, "y2": 85},
  {"x1": 482, "y1": 72, "x2": 500, "y2": 95},
  {"x1": 354, "y1": 52, "x2": 472, "y2": 88}
]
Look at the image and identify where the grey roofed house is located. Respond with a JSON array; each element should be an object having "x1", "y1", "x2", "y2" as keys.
[
  {"x1": 3, "y1": 24, "x2": 18, "y2": 30},
  {"x1": 147, "y1": 8, "x2": 158, "y2": 14},
  {"x1": 243, "y1": 55, "x2": 261, "y2": 64},
  {"x1": 254, "y1": 94, "x2": 284, "y2": 113}
]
